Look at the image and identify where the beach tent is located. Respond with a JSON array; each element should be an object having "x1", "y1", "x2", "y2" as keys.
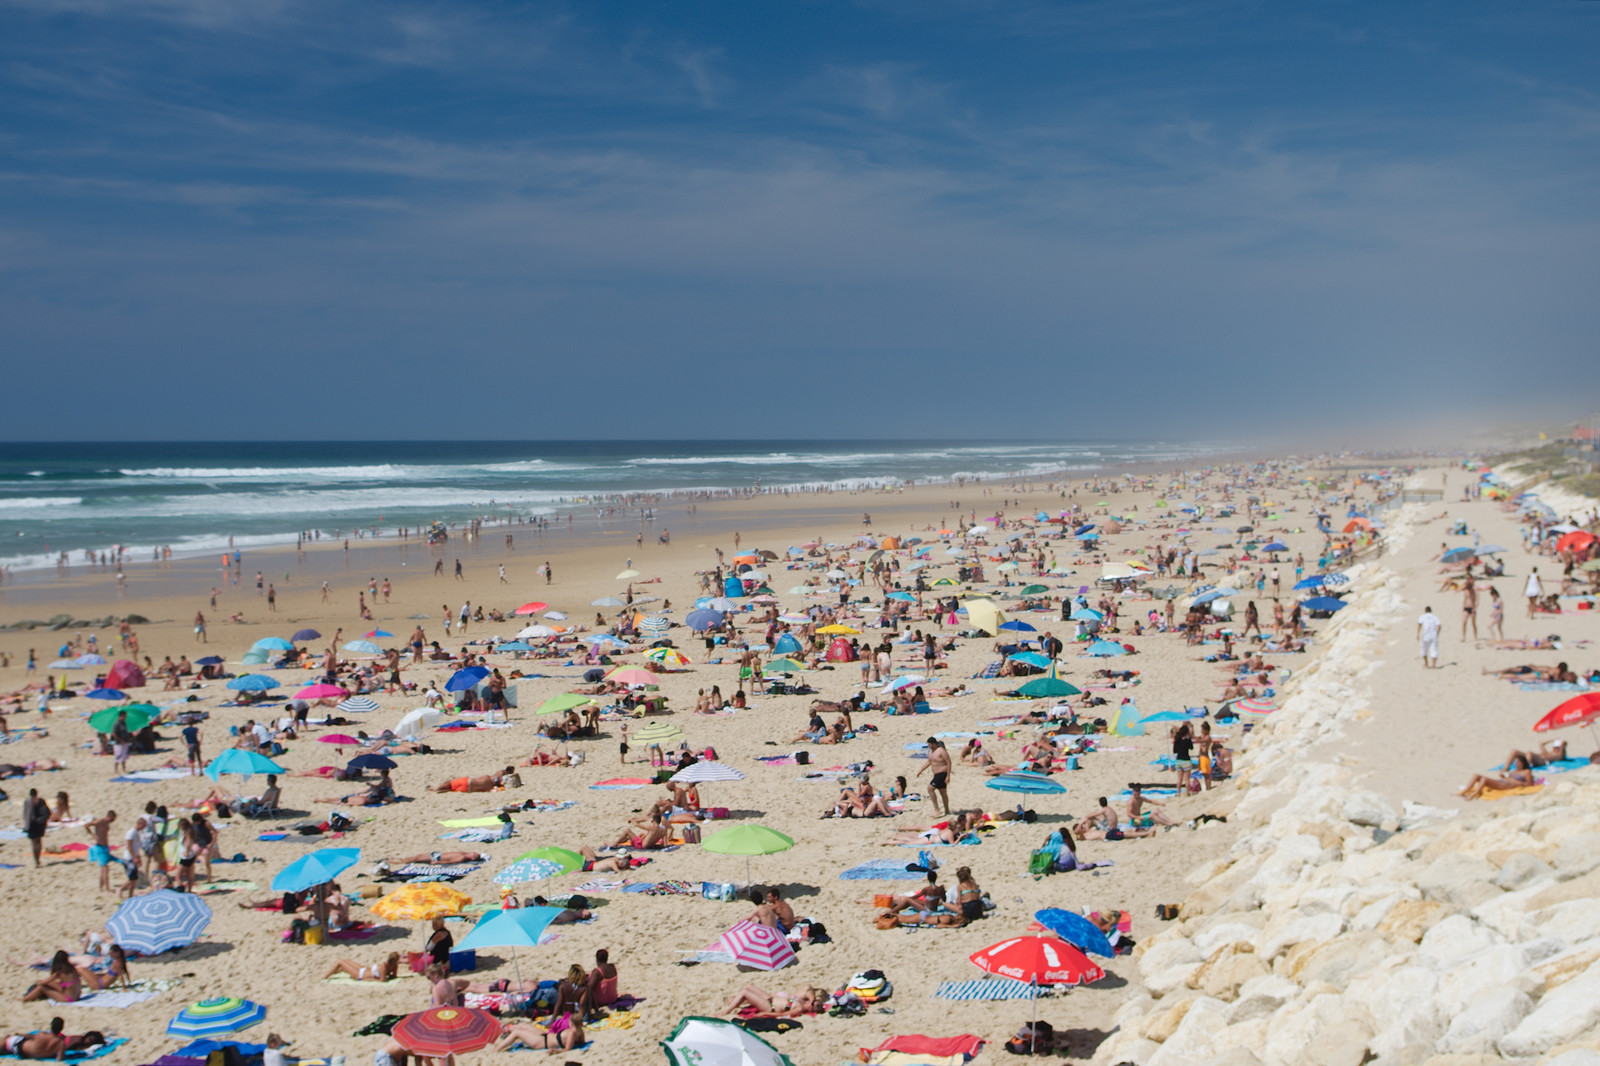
[
  {"x1": 963, "y1": 597, "x2": 1006, "y2": 636},
  {"x1": 105, "y1": 659, "x2": 146, "y2": 689},
  {"x1": 1108, "y1": 701, "x2": 1145, "y2": 737},
  {"x1": 723, "y1": 575, "x2": 745, "y2": 598},
  {"x1": 772, "y1": 633, "x2": 802, "y2": 656},
  {"x1": 824, "y1": 638, "x2": 857, "y2": 662}
]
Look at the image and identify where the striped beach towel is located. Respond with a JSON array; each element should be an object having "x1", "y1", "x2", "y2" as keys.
[
  {"x1": 972, "y1": 661, "x2": 1002, "y2": 679},
  {"x1": 933, "y1": 978, "x2": 1043, "y2": 1000}
]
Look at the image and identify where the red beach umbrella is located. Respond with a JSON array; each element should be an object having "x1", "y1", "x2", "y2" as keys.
[
  {"x1": 969, "y1": 934, "x2": 1104, "y2": 1046},
  {"x1": 1555, "y1": 531, "x2": 1595, "y2": 554},
  {"x1": 392, "y1": 1007, "x2": 500, "y2": 1058},
  {"x1": 513, "y1": 601, "x2": 549, "y2": 616},
  {"x1": 319, "y1": 733, "x2": 359, "y2": 755},
  {"x1": 1534, "y1": 693, "x2": 1600, "y2": 734}
]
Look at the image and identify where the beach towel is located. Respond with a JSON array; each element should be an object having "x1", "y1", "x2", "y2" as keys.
[
  {"x1": 438, "y1": 817, "x2": 507, "y2": 828},
  {"x1": 326, "y1": 971, "x2": 416, "y2": 985},
  {"x1": 1479, "y1": 783, "x2": 1544, "y2": 801},
  {"x1": 861, "y1": 1035, "x2": 985, "y2": 1061},
  {"x1": 109, "y1": 767, "x2": 194, "y2": 783},
  {"x1": 840, "y1": 859, "x2": 926, "y2": 881},
  {"x1": 529, "y1": 799, "x2": 578, "y2": 813},
  {"x1": 388, "y1": 862, "x2": 482, "y2": 881},
  {"x1": 441, "y1": 827, "x2": 514, "y2": 843},
  {"x1": 573, "y1": 878, "x2": 626, "y2": 894},
  {"x1": 1516, "y1": 682, "x2": 1591, "y2": 692},
  {"x1": 972, "y1": 661, "x2": 1002, "y2": 679},
  {"x1": 588, "y1": 1009, "x2": 639, "y2": 1030},
  {"x1": 756, "y1": 755, "x2": 797, "y2": 766},
  {"x1": 195, "y1": 879, "x2": 257, "y2": 895},
  {"x1": 932, "y1": 979, "x2": 1041, "y2": 1001},
  {"x1": 60, "y1": 989, "x2": 163, "y2": 1008},
  {"x1": 590, "y1": 778, "x2": 651, "y2": 790},
  {"x1": 0, "y1": 1038, "x2": 126, "y2": 1060}
]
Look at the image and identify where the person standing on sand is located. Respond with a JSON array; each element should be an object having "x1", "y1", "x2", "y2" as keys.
[
  {"x1": 22, "y1": 788, "x2": 49, "y2": 866},
  {"x1": 917, "y1": 737, "x2": 952, "y2": 816},
  {"x1": 1417, "y1": 606, "x2": 1441, "y2": 669},
  {"x1": 1525, "y1": 567, "x2": 1542, "y2": 618},
  {"x1": 1461, "y1": 576, "x2": 1478, "y2": 640},
  {"x1": 193, "y1": 611, "x2": 206, "y2": 644},
  {"x1": 86, "y1": 810, "x2": 116, "y2": 894}
]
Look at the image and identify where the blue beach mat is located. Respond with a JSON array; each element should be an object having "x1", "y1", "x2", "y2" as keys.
[{"x1": 839, "y1": 858, "x2": 927, "y2": 881}]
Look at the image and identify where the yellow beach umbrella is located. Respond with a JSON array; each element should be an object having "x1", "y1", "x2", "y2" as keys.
[
  {"x1": 816, "y1": 624, "x2": 859, "y2": 635},
  {"x1": 371, "y1": 884, "x2": 472, "y2": 921}
]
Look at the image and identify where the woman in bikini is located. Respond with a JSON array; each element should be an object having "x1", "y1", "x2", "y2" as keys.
[
  {"x1": 21, "y1": 951, "x2": 83, "y2": 1003},
  {"x1": 321, "y1": 952, "x2": 401, "y2": 982},
  {"x1": 493, "y1": 1014, "x2": 586, "y2": 1054},
  {"x1": 955, "y1": 866, "x2": 985, "y2": 922},
  {"x1": 722, "y1": 985, "x2": 825, "y2": 1018},
  {"x1": 1459, "y1": 754, "x2": 1536, "y2": 800}
]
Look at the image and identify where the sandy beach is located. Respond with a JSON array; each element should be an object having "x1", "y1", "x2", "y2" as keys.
[{"x1": 2, "y1": 457, "x2": 1597, "y2": 1066}]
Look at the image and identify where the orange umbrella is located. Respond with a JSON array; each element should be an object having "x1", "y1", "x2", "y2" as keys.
[{"x1": 1342, "y1": 517, "x2": 1373, "y2": 533}]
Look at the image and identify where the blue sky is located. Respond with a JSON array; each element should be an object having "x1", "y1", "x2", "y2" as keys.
[{"x1": 1, "y1": 1, "x2": 1597, "y2": 440}]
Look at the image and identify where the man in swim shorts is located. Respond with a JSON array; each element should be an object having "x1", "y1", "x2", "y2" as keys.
[
  {"x1": 86, "y1": 810, "x2": 116, "y2": 894},
  {"x1": 916, "y1": 737, "x2": 953, "y2": 816},
  {"x1": 430, "y1": 767, "x2": 513, "y2": 794}
]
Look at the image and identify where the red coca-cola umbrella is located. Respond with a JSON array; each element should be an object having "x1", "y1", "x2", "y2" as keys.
[
  {"x1": 1554, "y1": 531, "x2": 1596, "y2": 554},
  {"x1": 1534, "y1": 692, "x2": 1600, "y2": 739},
  {"x1": 970, "y1": 935, "x2": 1105, "y2": 1047}
]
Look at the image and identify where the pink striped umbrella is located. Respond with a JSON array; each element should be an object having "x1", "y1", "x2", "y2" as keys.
[{"x1": 716, "y1": 920, "x2": 795, "y2": 971}]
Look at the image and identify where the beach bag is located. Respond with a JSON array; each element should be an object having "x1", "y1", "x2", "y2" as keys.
[
  {"x1": 795, "y1": 750, "x2": 809, "y2": 765},
  {"x1": 680, "y1": 823, "x2": 701, "y2": 844},
  {"x1": 1028, "y1": 849, "x2": 1056, "y2": 877},
  {"x1": 207, "y1": 1048, "x2": 246, "y2": 1066}
]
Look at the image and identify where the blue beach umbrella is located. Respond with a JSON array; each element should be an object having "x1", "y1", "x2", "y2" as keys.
[
  {"x1": 346, "y1": 753, "x2": 397, "y2": 772},
  {"x1": 1069, "y1": 608, "x2": 1104, "y2": 622},
  {"x1": 252, "y1": 637, "x2": 294, "y2": 651},
  {"x1": 195, "y1": 656, "x2": 224, "y2": 666},
  {"x1": 84, "y1": 688, "x2": 127, "y2": 701},
  {"x1": 342, "y1": 640, "x2": 382, "y2": 655},
  {"x1": 292, "y1": 629, "x2": 321, "y2": 642},
  {"x1": 204, "y1": 750, "x2": 286, "y2": 783},
  {"x1": 1292, "y1": 575, "x2": 1326, "y2": 590},
  {"x1": 999, "y1": 620, "x2": 1038, "y2": 632},
  {"x1": 1008, "y1": 651, "x2": 1053, "y2": 670},
  {"x1": 1085, "y1": 640, "x2": 1127, "y2": 657},
  {"x1": 107, "y1": 889, "x2": 212, "y2": 956},
  {"x1": 1262, "y1": 542, "x2": 1289, "y2": 552},
  {"x1": 584, "y1": 634, "x2": 628, "y2": 648},
  {"x1": 457, "y1": 907, "x2": 564, "y2": 949},
  {"x1": 226, "y1": 674, "x2": 278, "y2": 691},
  {"x1": 1440, "y1": 547, "x2": 1475, "y2": 563},
  {"x1": 167, "y1": 998, "x2": 266, "y2": 1038},
  {"x1": 1035, "y1": 908, "x2": 1115, "y2": 958},
  {"x1": 271, "y1": 847, "x2": 361, "y2": 893},
  {"x1": 985, "y1": 771, "x2": 1067, "y2": 795},
  {"x1": 445, "y1": 666, "x2": 490, "y2": 692},
  {"x1": 1301, "y1": 597, "x2": 1347, "y2": 613}
]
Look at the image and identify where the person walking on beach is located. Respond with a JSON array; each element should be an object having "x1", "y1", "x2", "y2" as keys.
[
  {"x1": 544, "y1": 561, "x2": 553, "y2": 584},
  {"x1": 917, "y1": 737, "x2": 953, "y2": 816},
  {"x1": 22, "y1": 788, "x2": 49, "y2": 867},
  {"x1": 193, "y1": 611, "x2": 206, "y2": 644},
  {"x1": 1417, "y1": 606, "x2": 1441, "y2": 669},
  {"x1": 1524, "y1": 568, "x2": 1542, "y2": 618},
  {"x1": 1461, "y1": 576, "x2": 1478, "y2": 640},
  {"x1": 266, "y1": 584, "x2": 276, "y2": 612},
  {"x1": 183, "y1": 721, "x2": 203, "y2": 776}
]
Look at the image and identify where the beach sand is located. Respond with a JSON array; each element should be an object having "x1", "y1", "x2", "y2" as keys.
[{"x1": 0, "y1": 461, "x2": 1591, "y2": 1064}]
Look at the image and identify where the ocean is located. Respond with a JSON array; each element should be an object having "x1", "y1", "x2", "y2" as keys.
[{"x1": 0, "y1": 439, "x2": 1222, "y2": 571}]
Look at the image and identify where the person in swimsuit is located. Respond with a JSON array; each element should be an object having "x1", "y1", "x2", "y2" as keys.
[
  {"x1": 321, "y1": 953, "x2": 400, "y2": 982},
  {"x1": 576, "y1": 846, "x2": 646, "y2": 874},
  {"x1": 721, "y1": 985, "x2": 825, "y2": 1018},
  {"x1": 429, "y1": 768, "x2": 512, "y2": 793},
  {"x1": 955, "y1": 866, "x2": 985, "y2": 921},
  {"x1": 423, "y1": 919, "x2": 453, "y2": 970},
  {"x1": 2, "y1": 1018, "x2": 65, "y2": 1059},
  {"x1": 377, "y1": 851, "x2": 489, "y2": 868},
  {"x1": 1501, "y1": 740, "x2": 1567, "y2": 770},
  {"x1": 492, "y1": 1016, "x2": 586, "y2": 1054},
  {"x1": 22, "y1": 952, "x2": 83, "y2": 1003},
  {"x1": 1460, "y1": 754, "x2": 1536, "y2": 800}
]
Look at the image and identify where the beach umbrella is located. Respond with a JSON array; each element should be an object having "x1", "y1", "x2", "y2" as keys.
[
  {"x1": 1321, "y1": 572, "x2": 1352, "y2": 589},
  {"x1": 83, "y1": 688, "x2": 127, "y2": 701},
  {"x1": 342, "y1": 640, "x2": 382, "y2": 655},
  {"x1": 584, "y1": 633, "x2": 628, "y2": 648},
  {"x1": 702, "y1": 825, "x2": 794, "y2": 887},
  {"x1": 291, "y1": 629, "x2": 321, "y2": 642},
  {"x1": 686, "y1": 609, "x2": 726, "y2": 631},
  {"x1": 1069, "y1": 608, "x2": 1104, "y2": 621},
  {"x1": 715, "y1": 919, "x2": 796, "y2": 971},
  {"x1": 708, "y1": 598, "x2": 738, "y2": 612},
  {"x1": 195, "y1": 656, "x2": 224, "y2": 666},
  {"x1": 970, "y1": 935, "x2": 1105, "y2": 1046},
  {"x1": 48, "y1": 659, "x2": 81, "y2": 669},
  {"x1": 661, "y1": 1016, "x2": 795, "y2": 1066},
  {"x1": 1189, "y1": 588, "x2": 1236, "y2": 606},
  {"x1": 453, "y1": 907, "x2": 566, "y2": 991},
  {"x1": 1085, "y1": 640, "x2": 1127, "y2": 657},
  {"x1": 445, "y1": 666, "x2": 489, "y2": 692},
  {"x1": 88, "y1": 704, "x2": 159, "y2": 733},
  {"x1": 764, "y1": 657, "x2": 805, "y2": 674},
  {"x1": 886, "y1": 591, "x2": 915, "y2": 602},
  {"x1": 509, "y1": 846, "x2": 584, "y2": 873},
  {"x1": 346, "y1": 753, "x2": 397, "y2": 772},
  {"x1": 985, "y1": 771, "x2": 1067, "y2": 795},
  {"x1": 1233, "y1": 697, "x2": 1278, "y2": 717},
  {"x1": 337, "y1": 695, "x2": 380, "y2": 713},
  {"x1": 1474, "y1": 545, "x2": 1508, "y2": 556},
  {"x1": 513, "y1": 601, "x2": 549, "y2": 616},
  {"x1": 363, "y1": 629, "x2": 395, "y2": 639},
  {"x1": 294, "y1": 683, "x2": 348, "y2": 700},
  {"x1": 393, "y1": 1006, "x2": 501, "y2": 1059},
  {"x1": 1292, "y1": 575, "x2": 1326, "y2": 590},
  {"x1": 1034, "y1": 908, "x2": 1116, "y2": 958},
  {"x1": 1016, "y1": 674, "x2": 1081, "y2": 699},
  {"x1": 107, "y1": 889, "x2": 212, "y2": 955},
  {"x1": 319, "y1": 733, "x2": 360, "y2": 754},
  {"x1": 496, "y1": 641, "x2": 534, "y2": 653},
  {"x1": 646, "y1": 647, "x2": 692, "y2": 667},
  {"x1": 536, "y1": 693, "x2": 595, "y2": 716},
  {"x1": 606, "y1": 668, "x2": 657, "y2": 687},
  {"x1": 73, "y1": 653, "x2": 107, "y2": 667},
  {"x1": 633, "y1": 721, "x2": 685, "y2": 747},
  {"x1": 999, "y1": 619, "x2": 1037, "y2": 632},
  {"x1": 226, "y1": 674, "x2": 278, "y2": 692},
  {"x1": 516, "y1": 625, "x2": 558, "y2": 640},
  {"x1": 492, "y1": 856, "x2": 566, "y2": 885},
  {"x1": 592, "y1": 597, "x2": 627, "y2": 609},
  {"x1": 1534, "y1": 693, "x2": 1600, "y2": 734},
  {"x1": 371, "y1": 884, "x2": 472, "y2": 922},
  {"x1": 641, "y1": 615, "x2": 672, "y2": 638},
  {"x1": 544, "y1": 610, "x2": 568, "y2": 621},
  {"x1": 1018, "y1": 584, "x2": 1050, "y2": 596},
  {"x1": 816, "y1": 624, "x2": 859, "y2": 635},
  {"x1": 253, "y1": 637, "x2": 294, "y2": 651},
  {"x1": 883, "y1": 674, "x2": 928, "y2": 693},
  {"x1": 670, "y1": 761, "x2": 746, "y2": 783},
  {"x1": 1007, "y1": 652, "x2": 1052, "y2": 670},
  {"x1": 1138, "y1": 711, "x2": 1190, "y2": 723},
  {"x1": 1300, "y1": 597, "x2": 1346, "y2": 613},
  {"x1": 617, "y1": 569, "x2": 641, "y2": 580},
  {"x1": 203, "y1": 749, "x2": 285, "y2": 783},
  {"x1": 167, "y1": 998, "x2": 266, "y2": 1038},
  {"x1": 1262, "y1": 542, "x2": 1289, "y2": 552},
  {"x1": 272, "y1": 847, "x2": 361, "y2": 893},
  {"x1": 395, "y1": 708, "x2": 446, "y2": 736}
]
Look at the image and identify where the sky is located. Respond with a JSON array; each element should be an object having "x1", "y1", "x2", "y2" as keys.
[{"x1": 1, "y1": 0, "x2": 1597, "y2": 441}]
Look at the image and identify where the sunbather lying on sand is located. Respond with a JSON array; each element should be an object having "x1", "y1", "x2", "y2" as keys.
[
  {"x1": 1460, "y1": 755, "x2": 1536, "y2": 800},
  {"x1": 1502, "y1": 741, "x2": 1567, "y2": 769},
  {"x1": 429, "y1": 768, "x2": 514, "y2": 793},
  {"x1": 380, "y1": 850, "x2": 489, "y2": 867},
  {"x1": 722, "y1": 985, "x2": 825, "y2": 1018},
  {"x1": 883, "y1": 812, "x2": 973, "y2": 845},
  {"x1": 1483, "y1": 662, "x2": 1577, "y2": 682},
  {"x1": 322, "y1": 953, "x2": 401, "y2": 982},
  {"x1": 492, "y1": 1018, "x2": 586, "y2": 1054}
]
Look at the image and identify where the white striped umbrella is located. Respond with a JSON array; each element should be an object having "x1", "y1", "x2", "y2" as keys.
[
  {"x1": 715, "y1": 920, "x2": 795, "y2": 971},
  {"x1": 669, "y1": 761, "x2": 745, "y2": 783},
  {"x1": 641, "y1": 615, "x2": 671, "y2": 636},
  {"x1": 337, "y1": 696, "x2": 380, "y2": 713}
]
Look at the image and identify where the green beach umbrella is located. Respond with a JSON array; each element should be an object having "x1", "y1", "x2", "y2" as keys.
[
  {"x1": 1018, "y1": 584, "x2": 1050, "y2": 596},
  {"x1": 88, "y1": 704, "x2": 160, "y2": 733},
  {"x1": 511, "y1": 846, "x2": 583, "y2": 874},
  {"x1": 702, "y1": 824, "x2": 795, "y2": 887},
  {"x1": 764, "y1": 658, "x2": 805, "y2": 674},
  {"x1": 536, "y1": 693, "x2": 595, "y2": 716}
]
